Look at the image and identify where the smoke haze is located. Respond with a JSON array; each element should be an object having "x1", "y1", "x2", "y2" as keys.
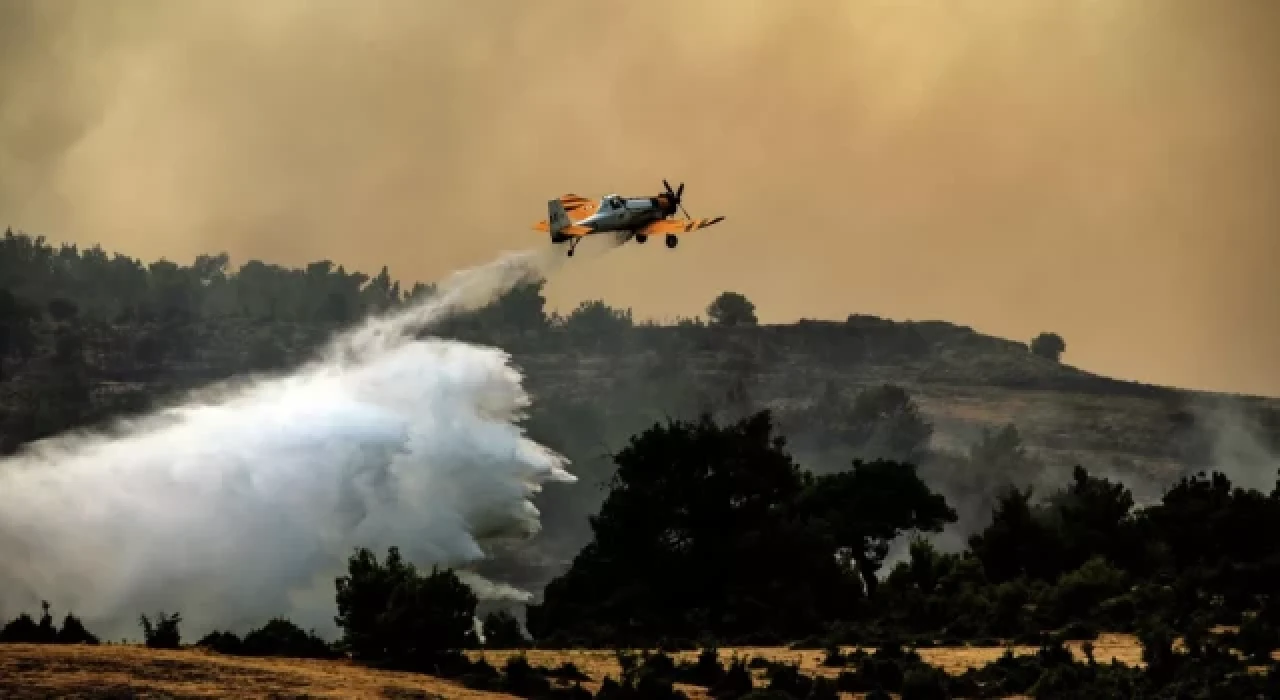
[
  {"x1": 1, "y1": 0, "x2": 1278, "y2": 396},
  {"x1": 0, "y1": 245, "x2": 575, "y2": 640}
]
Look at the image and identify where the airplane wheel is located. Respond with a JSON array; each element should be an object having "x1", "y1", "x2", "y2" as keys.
[
  {"x1": 636, "y1": 233, "x2": 648, "y2": 244},
  {"x1": 665, "y1": 234, "x2": 678, "y2": 249},
  {"x1": 567, "y1": 248, "x2": 575, "y2": 257}
]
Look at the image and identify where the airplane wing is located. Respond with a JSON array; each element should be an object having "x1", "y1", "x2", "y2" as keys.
[
  {"x1": 638, "y1": 216, "x2": 726, "y2": 236},
  {"x1": 532, "y1": 221, "x2": 593, "y2": 235}
]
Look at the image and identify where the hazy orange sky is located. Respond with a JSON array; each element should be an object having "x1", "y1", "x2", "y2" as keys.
[{"x1": 1, "y1": 1, "x2": 1277, "y2": 397}]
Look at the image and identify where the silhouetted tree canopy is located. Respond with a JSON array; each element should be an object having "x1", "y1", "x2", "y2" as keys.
[
  {"x1": 482, "y1": 610, "x2": 529, "y2": 648},
  {"x1": 334, "y1": 546, "x2": 478, "y2": 668},
  {"x1": 1030, "y1": 332, "x2": 1066, "y2": 362},
  {"x1": 707, "y1": 291, "x2": 757, "y2": 327},
  {"x1": 474, "y1": 281, "x2": 550, "y2": 333},
  {"x1": 780, "y1": 383, "x2": 934, "y2": 466},
  {"x1": 794, "y1": 459, "x2": 956, "y2": 597},
  {"x1": 564, "y1": 299, "x2": 633, "y2": 334},
  {"x1": 241, "y1": 618, "x2": 339, "y2": 658},
  {"x1": 139, "y1": 612, "x2": 183, "y2": 649},
  {"x1": 0, "y1": 287, "x2": 41, "y2": 380},
  {"x1": 527, "y1": 411, "x2": 952, "y2": 645}
]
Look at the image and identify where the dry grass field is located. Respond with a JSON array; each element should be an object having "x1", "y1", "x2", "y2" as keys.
[
  {"x1": 0, "y1": 636, "x2": 1152, "y2": 699},
  {"x1": 0, "y1": 643, "x2": 484, "y2": 699},
  {"x1": 467, "y1": 634, "x2": 1147, "y2": 698}
]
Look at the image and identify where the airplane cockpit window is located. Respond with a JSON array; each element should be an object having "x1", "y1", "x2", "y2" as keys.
[{"x1": 605, "y1": 195, "x2": 623, "y2": 209}]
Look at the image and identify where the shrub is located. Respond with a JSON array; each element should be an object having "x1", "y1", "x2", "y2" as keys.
[
  {"x1": 333, "y1": 546, "x2": 478, "y2": 669},
  {"x1": 56, "y1": 614, "x2": 100, "y2": 645},
  {"x1": 1030, "y1": 332, "x2": 1066, "y2": 361},
  {"x1": 139, "y1": 612, "x2": 182, "y2": 649},
  {"x1": 483, "y1": 610, "x2": 529, "y2": 648},
  {"x1": 240, "y1": 618, "x2": 338, "y2": 659}
]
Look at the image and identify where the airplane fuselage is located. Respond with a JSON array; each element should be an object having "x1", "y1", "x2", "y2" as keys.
[{"x1": 571, "y1": 195, "x2": 666, "y2": 235}]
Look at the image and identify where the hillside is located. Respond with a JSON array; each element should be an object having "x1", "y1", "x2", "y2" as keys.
[
  {"x1": 2, "y1": 230, "x2": 1279, "y2": 592},
  {"x1": 0, "y1": 638, "x2": 1152, "y2": 699},
  {"x1": 3, "y1": 232, "x2": 1280, "y2": 698}
]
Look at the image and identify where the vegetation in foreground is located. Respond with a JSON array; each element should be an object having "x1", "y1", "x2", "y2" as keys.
[{"x1": 4, "y1": 410, "x2": 1278, "y2": 697}]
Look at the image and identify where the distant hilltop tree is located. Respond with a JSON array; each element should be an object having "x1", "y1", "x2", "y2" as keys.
[
  {"x1": 1031, "y1": 332, "x2": 1066, "y2": 362},
  {"x1": 707, "y1": 291, "x2": 758, "y2": 327}
]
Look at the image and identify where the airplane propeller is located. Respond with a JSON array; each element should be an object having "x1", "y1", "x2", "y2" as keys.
[{"x1": 662, "y1": 179, "x2": 691, "y2": 220}]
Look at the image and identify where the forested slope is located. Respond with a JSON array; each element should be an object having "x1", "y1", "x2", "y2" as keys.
[{"x1": 2, "y1": 229, "x2": 1277, "y2": 587}]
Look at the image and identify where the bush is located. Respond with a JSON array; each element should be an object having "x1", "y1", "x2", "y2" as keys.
[
  {"x1": 56, "y1": 614, "x2": 100, "y2": 645},
  {"x1": 197, "y1": 630, "x2": 244, "y2": 655},
  {"x1": 483, "y1": 610, "x2": 529, "y2": 648},
  {"x1": 1030, "y1": 332, "x2": 1066, "y2": 361},
  {"x1": 333, "y1": 546, "x2": 478, "y2": 669},
  {"x1": 899, "y1": 665, "x2": 950, "y2": 700},
  {"x1": 712, "y1": 657, "x2": 754, "y2": 699},
  {"x1": 240, "y1": 618, "x2": 338, "y2": 659},
  {"x1": 139, "y1": 612, "x2": 182, "y2": 649},
  {"x1": 0, "y1": 614, "x2": 41, "y2": 643},
  {"x1": 1046, "y1": 557, "x2": 1129, "y2": 627},
  {"x1": 0, "y1": 604, "x2": 98, "y2": 645},
  {"x1": 707, "y1": 292, "x2": 758, "y2": 328}
]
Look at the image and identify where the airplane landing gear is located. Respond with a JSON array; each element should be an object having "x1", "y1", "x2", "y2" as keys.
[
  {"x1": 665, "y1": 234, "x2": 679, "y2": 249},
  {"x1": 567, "y1": 237, "x2": 584, "y2": 257},
  {"x1": 635, "y1": 233, "x2": 648, "y2": 244}
]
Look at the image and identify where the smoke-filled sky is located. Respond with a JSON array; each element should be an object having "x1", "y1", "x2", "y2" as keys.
[{"x1": 2, "y1": 0, "x2": 1277, "y2": 397}]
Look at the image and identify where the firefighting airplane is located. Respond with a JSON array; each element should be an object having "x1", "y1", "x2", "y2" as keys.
[{"x1": 532, "y1": 180, "x2": 725, "y2": 256}]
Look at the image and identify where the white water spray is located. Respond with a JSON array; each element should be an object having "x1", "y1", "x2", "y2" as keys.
[{"x1": 0, "y1": 246, "x2": 577, "y2": 641}]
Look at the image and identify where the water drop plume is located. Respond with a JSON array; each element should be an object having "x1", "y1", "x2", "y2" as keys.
[{"x1": 0, "y1": 244, "x2": 574, "y2": 641}]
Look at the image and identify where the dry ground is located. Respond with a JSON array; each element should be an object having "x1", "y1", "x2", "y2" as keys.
[
  {"x1": 0, "y1": 643, "x2": 497, "y2": 699},
  {"x1": 0, "y1": 636, "x2": 1151, "y2": 699},
  {"x1": 467, "y1": 634, "x2": 1146, "y2": 699}
]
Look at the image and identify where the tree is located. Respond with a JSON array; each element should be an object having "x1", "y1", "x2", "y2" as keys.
[
  {"x1": 707, "y1": 292, "x2": 758, "y2": 327},
  {"x1": 1136, "y1": 471, "x2": 1280, "y2": 600},
  {"x1": 965, "y1": 424, "x2": 1042, "y2": 491},
  {"x1": 0, "y1": 614, "x2": 40, "y2": 643},
  {"x1": 333, "y1": 546, "x2": 478, "y2": 668},
  {"x1": 966, "y1": 486, "x2": 1063, "y2": 584},
  {"x1": 146, "y1": 259, "x2": 197, "y2": 322},
  {"x1": 36, "y1": 601, "x2": 56, "y2": 643},
  {"x1": 794, "y1": 459, "x2": 957, "y2": 597},
  {"x1": 139, "y1": 611, "x2": 183, "y2": 649},
  {"x1": 563, "y1": 300, "x2": 633, "y2": 343},
  {"x1": 1030, "y1": 332, "x2": 1066, "y2": 362},
  {"x1": 846, "y1": 385, "x2": 934, "y2": 464},
  {"x1": 526, "y1": 411, "x2": 867, "y2": 645},
  {"x1": 0, "y1": 288, "x2": 41, "y2": 380},
  {"x1": 474, "y1": 281, "x2": 549, "y2": 333},
  {"x1": 239, "y1": 618, "x2": 338, "y2": 658},
  {"x1": 482, "y1": 610, "x2": 528, "y2": 648},
  {"x1": 56, "y1": 613, "x2": 100, "y2": 645},
  {"x1": 1043, "y1": 465, "x2": 1142, "y2": 575},
  {"x1": 781, "y1": 383, "x2": 934, "y2": 465},
  {"x1": 360, "y1": 265, "x2": 401, "y2": 313}
]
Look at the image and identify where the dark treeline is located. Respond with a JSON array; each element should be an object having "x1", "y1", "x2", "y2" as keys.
[
  {"x1": 526, "y1": 413, "x2": 1280, "y2": 649},
  {"x1": 4, "y1": 230, "x2": 1280, "y2": 697}
]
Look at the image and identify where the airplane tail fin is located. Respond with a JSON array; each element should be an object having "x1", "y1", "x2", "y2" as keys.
[{"x1": 548, "y1": 200, "x2": 571, "y2": 239}]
